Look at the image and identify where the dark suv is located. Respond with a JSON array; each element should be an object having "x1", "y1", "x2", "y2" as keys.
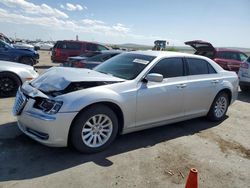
[
  {"x1": 51, "y1": 40, "x2": 110, "y2": 63},
  {"x1": 0, "y1": 40, "x2": 39, "y2": 66},
  {"x1": 185, "y1": 40, "x2": 248, "y2": 72}
]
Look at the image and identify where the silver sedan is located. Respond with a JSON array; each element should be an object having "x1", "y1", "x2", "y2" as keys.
[
  {"x1": 13, "y1": 51, "x2": 238, "y2": 153},
  {"x1": 0, "y1": 60, "x2": 39, "y2": 97}
]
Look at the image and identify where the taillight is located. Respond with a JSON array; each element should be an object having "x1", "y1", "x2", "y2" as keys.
[
  {"x1": 240, "y1": 63, "x2": 249, "y2": 69},
  {"x1": 55, "y1": 49, "x2": 61, "y2": 56}
]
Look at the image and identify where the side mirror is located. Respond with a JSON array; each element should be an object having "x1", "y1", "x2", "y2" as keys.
[{"x1": 145, "y1": 73, "x2": 163, "y2": 82}]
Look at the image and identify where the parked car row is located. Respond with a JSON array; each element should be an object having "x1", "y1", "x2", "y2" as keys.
[
  {"x1": 51, "y1": 40, "x2": 110, "y2": 63},
  {"x1": 63, "y1": 50, "x2": 123, "y2": 69},
  {"x1": 0, "y1": 35, "x2": 248, "y2": 153},
  {"x1": 34, "y1": 42, "x2": 54, "y2": 51},
  {"x1": 12, "y1": 51, "x2": 239, "y2": 153},
  {"x1": 0, "y1": 40, "x2": 39, "y2": 66}
]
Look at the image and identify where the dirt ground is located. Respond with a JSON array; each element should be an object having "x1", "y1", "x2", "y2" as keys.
[{"x1": 0, "y1": 50, "x2": 250, "y2": 188}]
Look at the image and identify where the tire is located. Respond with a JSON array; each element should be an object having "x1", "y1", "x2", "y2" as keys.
[
  {"x1": 207, "y1": 92, "x2": 229, "y2": 122},
  {"x1": 19, "y1": 56, "x2": 34, "y2": 66},
  {"x1": 0, "y1": 72, "x2": 21, "y2": 98},
  {"x1": 70, "y1": 104, "x2": 119, "y2": 153},
  {"x1": 240, "y1": 85, "x2": 250, "y2": 92}
]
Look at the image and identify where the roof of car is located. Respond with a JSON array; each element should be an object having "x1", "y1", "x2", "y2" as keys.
[
  {"x1": 59, "y1": 40, "x2": 107, "y2": 45},
  {"x1": 128, "y1": 50, "x2": 202, "y2": 58}
]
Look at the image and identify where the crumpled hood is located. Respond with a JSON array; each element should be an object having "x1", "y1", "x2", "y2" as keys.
[{"x1": 31, "y1": 67, "x2": 124, "y2": 93}]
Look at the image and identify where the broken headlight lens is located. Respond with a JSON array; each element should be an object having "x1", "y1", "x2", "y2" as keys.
[{"x1": 36, "y1": 99, "x2": 63, "y2": 114}]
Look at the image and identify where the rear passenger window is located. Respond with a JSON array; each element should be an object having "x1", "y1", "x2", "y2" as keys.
[
  {"x1": 217, "y1": 51, "x2": 240, "y2": 61},
  {"x1": 208, "y1": 63, "x2": 216, "y2": 74},
  {"x1": 149, "y1": 58, "x2": 184, "y2": 78},
  {"x1": 66, "y1": 42, "x2": 81, "y2": 50},
  {"x1": 187, "y1": 58, "x2": 210, "y2": 75},
  {"x1": 86, "y1": 43, "x2": 97, "y2": 51},
  {"x1": 97, "y1": 45, "x2": 108, "y2": 51},
  {"x1": 57, "y1": 42, "x2": 81, "y2": 50}
]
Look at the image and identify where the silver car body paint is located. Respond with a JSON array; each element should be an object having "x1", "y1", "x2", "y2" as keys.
[
  {"x1": 0, "y1": 60, "x2": 39, "y2": 83},
  {"x1": 14, "y1": 51, "x2": 238, "y2": 147}
]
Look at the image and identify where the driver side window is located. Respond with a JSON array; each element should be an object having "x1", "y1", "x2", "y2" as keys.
[{"x1": 149, "y1": 58, "x2": 184, "y2": 78}]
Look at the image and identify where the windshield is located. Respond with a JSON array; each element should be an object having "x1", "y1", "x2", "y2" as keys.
[
  {"x1": 0, "y1": 40, "x2": 13, "y2": 48},
  {"x1": 94, "y1": 53, "x2": 156, "y2": 80}
]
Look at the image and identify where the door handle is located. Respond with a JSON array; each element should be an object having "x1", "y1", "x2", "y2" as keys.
[
  {"x1": 176, "y1": 83, "x2": 187, "y2": 88},
  {"x1": 211, "y1": 80, "x2": 219, "y2": 84}
]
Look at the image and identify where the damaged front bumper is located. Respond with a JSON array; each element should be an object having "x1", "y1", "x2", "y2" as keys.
[{"x1": 13, "y1": 83, "x2": 77, "y2": 147}]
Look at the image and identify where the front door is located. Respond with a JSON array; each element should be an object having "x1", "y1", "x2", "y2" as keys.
[{"x1": 136, "y1": 57, "x2": 187, "y2": 127}]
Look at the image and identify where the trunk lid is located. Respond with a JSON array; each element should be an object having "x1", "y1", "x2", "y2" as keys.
[{"x1": 185, "y1": 40, "x2": 215, "y2": 52}]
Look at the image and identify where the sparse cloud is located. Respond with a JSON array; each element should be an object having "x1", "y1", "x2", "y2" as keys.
[
  {"x1": 60, "y1": 3, "x2": 87, "y2": 11},
  {"x1": 113, "y1": 23, "x2": 130, "y2": 33},
  {"x1": 1, "y1": 0, "x2": 68, "y2": 18},
  {"x1": 0, "y1": 9, "x2": 130, "y2": 36},
  {"x1": 81, "y1": 19, "x2": 105, "y2": 25},
  {"x1": 0, "y1": 1, "x2": 168, "y2": 43}
]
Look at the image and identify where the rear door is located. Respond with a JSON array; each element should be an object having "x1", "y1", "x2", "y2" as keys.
[{"x1": 184, "y1": 57, "x2": 220, "y2": 116}]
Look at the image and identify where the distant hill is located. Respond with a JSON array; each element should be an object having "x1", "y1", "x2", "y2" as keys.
[{"x1": 108, "y1": 43, "x2": 250, "y2": 54}]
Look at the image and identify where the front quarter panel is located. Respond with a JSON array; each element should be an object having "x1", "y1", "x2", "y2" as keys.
[{"x1": 56, "y1": 81, "x2": 138, "y2": 129}]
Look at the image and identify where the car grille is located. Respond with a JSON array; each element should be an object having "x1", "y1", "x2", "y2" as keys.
[{"x1": 12, "y1": 89, "x2": 27, "y2": 116}]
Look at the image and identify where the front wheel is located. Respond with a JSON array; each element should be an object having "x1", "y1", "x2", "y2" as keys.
[
  {"x1": 70, "y1": 105, "x2": 119, "y2": 153},
  {"x1": 207, "y1": 92, "x2": 229, "y2": 121},
  {"x1": 0, "y1": 72, "x2": 21, "y2": 98}
]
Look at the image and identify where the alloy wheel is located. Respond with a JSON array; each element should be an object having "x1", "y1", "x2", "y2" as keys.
[
  {"x1": 214, "y1": 96, "x2": 227, "y2": 118},
  {"x1": 81, "y1": 114, "x2": 113, "y2": 148}
]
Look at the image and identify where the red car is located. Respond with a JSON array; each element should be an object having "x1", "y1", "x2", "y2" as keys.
[
  {"x1": 185, "y1": 40, "x2": 248, "y2": 72},
  {"x1": 51, "y1": 40, "x2": 110, "y2": 63}
]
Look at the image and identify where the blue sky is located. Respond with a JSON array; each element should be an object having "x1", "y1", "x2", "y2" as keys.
[{"x1": 0, "y1": 0, "x2": 249, "y2": 47}]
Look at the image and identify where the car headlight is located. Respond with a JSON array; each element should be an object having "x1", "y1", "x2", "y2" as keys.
[{"x1": 35, "y1": 99, "x2": 63, "y2": 114}]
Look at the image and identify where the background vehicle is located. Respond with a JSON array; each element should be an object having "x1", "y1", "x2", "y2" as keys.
[
  {"x1": 0, "y1": 33, "x2": 35, "y2": 50},
  {"x1": 34, "y1": 42, "x2": 54, "y2": 51},
  {"x1": 0, "y1": 60, "x2": 38, "y2": 97},
  {"x1": 51, "y1": 40, "x2": 110, "y2": 63},
  {"x1": 0, "y1": 40, "x2": 39, "y2": 66},
  {"x1": 13, "y1": 42, "x2": 35, "y2": 50},
  {"x1": 13, "y1": 51, "x2": 238, "y2": 153},
  {"x1": 185, "y1": 40, "x2": 248, "y2": 72},
  {"x1": 238, "y1": 56, "x2": 250, "y2": 92},
  {"x1": 63, "y1": 50, "x2": 123, "y2": 69},
  {"x1": 152, "y1": 40, "x2": 167, "y2": 51}
]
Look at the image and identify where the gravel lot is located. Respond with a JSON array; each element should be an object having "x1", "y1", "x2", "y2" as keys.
[{"x1": 0, "y1": 50, "x2": 250, "y2": 188}]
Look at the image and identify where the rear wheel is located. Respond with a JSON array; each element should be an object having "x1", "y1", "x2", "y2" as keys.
[
  {"x1": 70, "y1": 104, "x2": 119, "y2": 153},
  {"x1": 0, "y1": 72, "x2": 21, "y2": 97},
  {"x1": 207, "y1": 92, "x2": 229, "y2": 121},
  {"x1": 240, "y1": 85, "x2": 250, "y2": 92},
  {"x1": 19, "y1": 56, "x2": 34, "y2": 66}
]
